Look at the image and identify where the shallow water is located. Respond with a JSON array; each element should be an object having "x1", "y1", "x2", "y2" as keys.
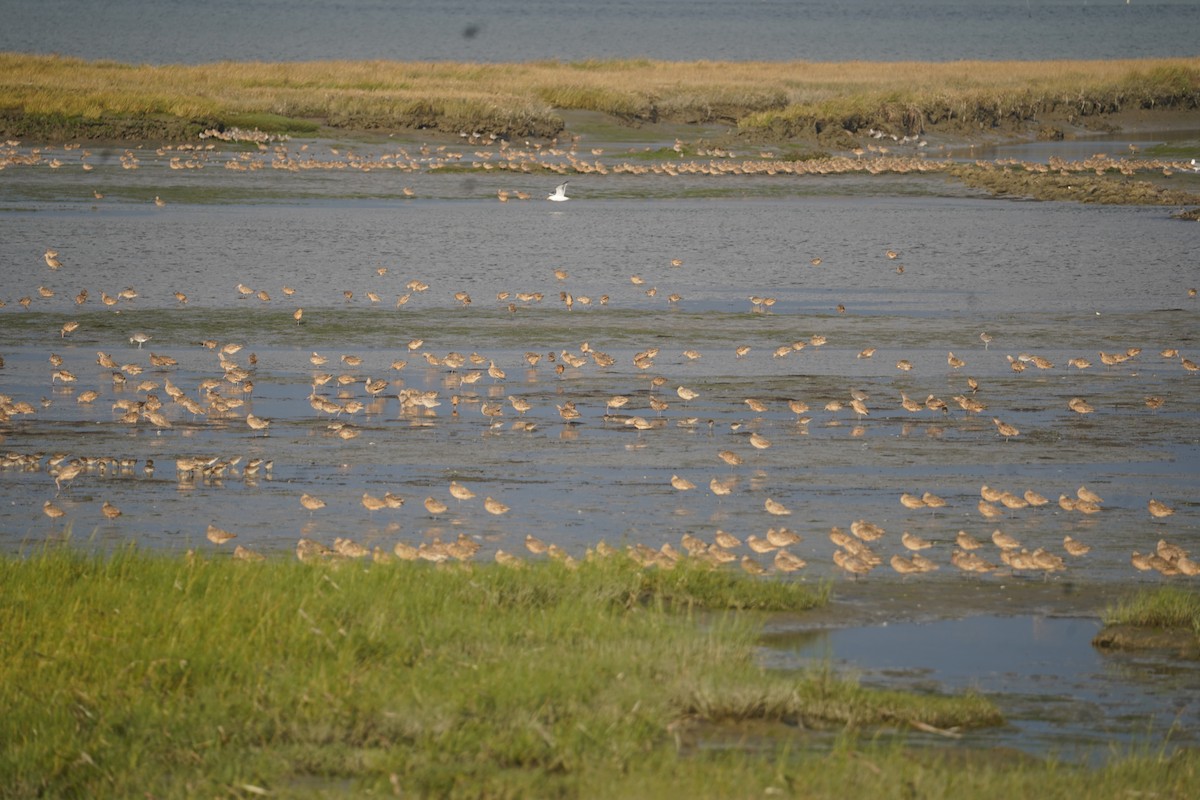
[
  {"x1": 763, "y1": 613, "x2": 1200, "y2": 760},
  {"x1": 4, "y1": 0, "x2": 1198, "y2": 63},
  {"x1": 1, "y1": 140, "x2": 1197, "y2": 581}
]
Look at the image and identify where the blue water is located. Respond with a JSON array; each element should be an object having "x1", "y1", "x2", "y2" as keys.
[
  {"x1": 766, "y1": 615, "x2": 1200, "y2": 759},
  {"x1": 4, "y1": 0, "x2": 1198, "y2": 63}
]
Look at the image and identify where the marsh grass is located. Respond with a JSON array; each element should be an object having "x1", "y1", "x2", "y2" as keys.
[
  {"x1": 1, "y1": 53, "x2": 1196, "y2": 142},
  {"x1": 2, "y1": 547, "x2": 1196, "y2": 798},
  {"x1": 1103, "y1": 587, "x2": 1200, "y2": 636}
]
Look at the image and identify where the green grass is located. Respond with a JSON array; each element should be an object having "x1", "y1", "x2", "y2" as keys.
[
  {"x1": 2, "y1": 547, "x2": 1196, "y2": 798},
  {"x1": 1102, "y1": 587, "x2": 1200, "y2": 636}
]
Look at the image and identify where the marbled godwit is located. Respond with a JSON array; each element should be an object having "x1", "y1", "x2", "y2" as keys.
[
  {"x1": 849, "y1": 520, "x2": 885, "y2": 541},
  {"x1": 1130, "y1": 552, "x2": 1154, "y2": 571},
  {"x1": 1063, "y1": 536, "x2": 1090, "y2": 557},
  {"x1": 670, "y1": 475, "x2": 695, "y2": 491},
  {"x1": 836, "y1": 551, "x2": 873, "y2": 579},
  {"x1": 978, "y1": 500, "x2": 1003, "y2": 520},
  {"x1": 748, "y1": 432, "x2": 771, "y2": 450},
  {"x1": 955, "y1": 530, "x2": 983, "y2": 550},
  {"x1": 901, "y1": 531, "x2": 932, "y2": 551},
  {"x1": 991, "y1": 530, "x2": 1021, "y2": 551},
  {"x1": 717, "y1": 450, "x2": 743, "y2": 467},
  {"x1": 992, "y1": 418, "x2": 1019, "y2": 440},
  {"x1": 423, "y1": 496, "x2": 448, "y2": 515},
  {"x1": 709, "y1": 477, "x2": 734, "y2": 496},
  {"x1": 998, "y1": 492, "x2": 1028, "y2": 510},
  {"x1": 200, "y1": 524, "x2": 235, "y2": 545},
  {"x1": 766, "y1": 527, "x2": 802, "y2": 547},
  {"x1": 1148, "y1": 499, "x2": 1174, "y2": 518},
  {"x1": 300, "y1": 493, "x2": 325, "y2": 513},
  {"x1": 774, "y1": 550, "x2": 806, "y2": 572},
  {"x1": 921, "y1": 492, "x2": 947, "y2": 508},
  {"x1": 1023, "y1": 489, "x2": 1049, "y2": 507},
  {"x1": 42, "y1": 500, "x2": 66, "y2": 519},
  {"x1": 557, "y1": 401, "x2": 581, "y2": 423},
  {"x1": 764, "y1": 498, "x2": 792, "y2": 516},
  {"x1": 1068, "y1": 397, "x2": 1094, "y2": 415},
  {"x1": 952, "y1": 550, "x2": 995, "y2": 573},
  {"x1": 483, "y1": 497, "x2": 509, "y2": 515},
  {"x1": 746, "y1": 535, "x2": 776, "y2": 554}
]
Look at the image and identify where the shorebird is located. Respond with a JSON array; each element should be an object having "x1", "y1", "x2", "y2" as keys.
[
  {"x1": 774, "y1": 550, "x2": 806, "y2": 572},
  {"x1": 483, "y1": 497, "x2": 509, "y2": 515},
  {"x1": 300, "y1": 493, "x2": 325, "y2": 513},
  {"x1": 547, "y1": 181, "x2": 569, "y2": 201},
  {"x1": 129, "y1": 332, "x2": 151, "y2": 348},
  {"x1": 709, "y1": 477, "x2": 734, "y2": 496},
  {"x1": 1023, "y1": 489, "x2": 1049, "y2": 506},
  {"x1": 670, "y1": 475, "x2": 695, "y2": 491},
  {"x1": 449, "y1": 481, "x2": 476, "y2": 501},
  {"x1": 717, "y1": 450, "x2": 743, "y2": 467},
  {"x1": 901, "y1": 531, "x2": 932, "y2": 551},
  {"x1": 1063, "y1": 536, "x2": 1090, "y2": 557},
  {"x1": 764, "y1": 498, "x2": 792, "y2": 516},
  {"x1": 955, "y1": 530, "x2": 983, "y2": 550},
  {"x1": 992, "y1": 417, "x2": 1019, "y2": 440},
  {"x1": 206, "y1": 525, "x2": 237, "y2": 544},
  {"x1": 1148, "y1": 499, "x2": 1174, "y2": 518}
]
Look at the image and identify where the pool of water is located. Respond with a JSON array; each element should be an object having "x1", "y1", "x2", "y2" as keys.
[{"x1": 762, "y1": 612, "x2": 1200, "y2": 761}]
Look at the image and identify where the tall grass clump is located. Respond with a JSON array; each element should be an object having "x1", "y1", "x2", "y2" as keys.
[{"x1": 1103, "y1": 587, "x2": 1200, "y2": 635}]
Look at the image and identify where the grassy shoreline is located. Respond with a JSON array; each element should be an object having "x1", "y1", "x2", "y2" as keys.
[
  {"x1": 1, "y1": 53, "x2": 1197, "y2": 145},
  {"x1": 6, "y1": 547, "x2": 1196, "y2": 798},
  {"x1": 1093, "y1": 587, "x2": 1200, "y2": 656}
]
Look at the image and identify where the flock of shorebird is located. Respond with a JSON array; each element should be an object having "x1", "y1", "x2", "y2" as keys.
[
  {"x1": 3, "y1": 238, "x2": 1196, "y2": 581},
  {"x1": 1, "y1": 135, "x2": 1197, "y2": 581},
  {"x1": 3, "y1": 137, "x2": 1199, "y2": 201}
]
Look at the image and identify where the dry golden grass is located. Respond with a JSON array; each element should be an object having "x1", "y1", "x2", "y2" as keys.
[{"x1": 0, "y1": 53, "x2": 1196, "y2": 140}]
